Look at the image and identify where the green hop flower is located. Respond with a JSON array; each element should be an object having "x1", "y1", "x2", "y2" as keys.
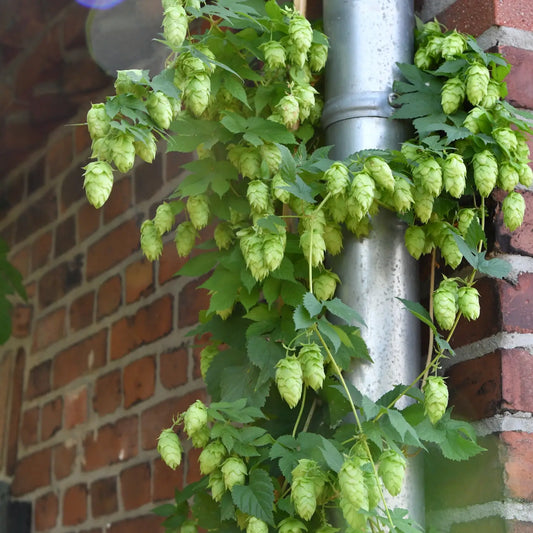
[
  {"x1": 157, "y1": 428, "x2": 182, "y2": 470},
  {"x1": 441, "y1": 77, "x2": 465, "y2": 115},
  {"x1": 247, "y1": 517, "x2": 268, "y2": 533},
  {"x1": 140, "y1": 220, "x2": 163, "y2": 261},
  {"x1": 393, "y1": 178, "x2": 414, "y2": 213},
  {"x1": 180, "y1": 520, "x2": 197, "y2": 533},
  {"x1": 518, "y1": 163, "x2": 533, "y2": 187},
  {"x1": 278, "y1": 517, "x2": 307, "y2": 533},
  {"x1": 300, "y1": 230, "x2": 326, "y2": 267},
  {"x1": 457, "y1": 208, "x2": 477, "y2": 236},
  {"x1": 423, "y1": 375, "x2": 449, "y2": 425},
  {"x1": 208, "y1": 469, "x2": 226, "y2": 502},
  {"x1": 350, "y1": 171, "x2": 376, "y2": 214},
  {"x1": 238, "y1": 227, "x2": 269, "y2": 281},
  {"x1": 175, "y1": 221, "x2": 197, "y2": 257},
  {"x1": 110, "y1": 131, "x2": 136, "y2": 174},
  {"x1": 134, "y1": 131, "x2": 157, "y2": 163},
  {"x1": 191, "y1": 426, "x2": 210, "y2": 448},
  {"x1": 473, "y1": 150, "x2": 498, "y2": 197},
  {"x1": 199, "y1": 440, "x2": 227, "y2": 475},
  {"x1": 481, "y1": 79, "x2": 501, "y2": 109},
  {"x1": 200, "y1": 344, "x2": 218, "y2": 379},
  {"x1": 247, "y1": 180, "x2": 271, "y2": 214},
  {"x1": 458, "y1": 286, "x2": 480, "y2": 321},
  {"x1": 277, "y1": 94, "x2": 300, "y2": 130},
  {"x1": 214, "y1": 222, "x2": 234, "y2": 251},
  {"x1": 414, "y1": 46, "x2": 432, "y2": 70},
  {"x1": 294, "y1": 84, "x2": 317, "y2": 121},
  {"x1": 502, "y1": 191, "x2": 526, "y2": 231},
  {"x1": 260, "y1": 143, "x2": 282, "y2": 175},
  {"x1": 323, "y1": 223, "x2": 343, "y2": 255},
  {"x1": 114, "y1": 70, "x2": 140, "y2": 95},
  {"x1": 91, "y1": 136, "x2": 112, "y2": 161},
  {"x1": 339, "y1": 496, "x2": 367, "y2": 530},
  {"x1": 364, "y1": 470, "x2": 381, "y2": 510},
  {"x1": 288, "y1": 13, "x2": 313, "y2": 53},
  {"x1": 272, "y1": 173, "x2": 291, "y2": 204},
  {"x1": 326, "y1": 195, "x2": 348, "y2": 224},
  {"x1": 339, "y1": 457, "x2": 369, "y2": 511},
  {"x1": 309, "y1": 42, "x2": 328, "y2": 72},
  {"x1": 313, "y1": 270, "x2": 340, "y2": 301},
  {"x1": 466, "y1": 63, "x2": 490, "y2": 106},
  {"x1": 183, "y1": 399, "x2": 208, "y2": 438},
  {"x1": 261, "y1": 40, "x2": 287, "y2": 70},
  {"x1": 364, "y1": 157, "x2": 395, "y2": 193},
  {"x1": 275, "y1": 355, "x2": 303, "y2": 408},
  {"x1": 404, "y1": 225, "x2": 426, "y2": 260},
  {"x1": 413, "y1": 186, "x2": 434, "y2": 223},
  {"x1": 239, "y1": 147, "x2": 262, "y2": 179},
  {"x1": 87, "y1": 103, "x2": 111, "y2": 140},
  {"x1": 163, "y1": 5, "x2": 188, "y2": 49},
  {"x1": 263, "y1": 230, "x2": 286, "y2": 272},
  {"x1": 498, "y1": 160, "x2": 520, "y2": 192},
  {"x1": 299, "y1": 343, "x2": 326, "y2": 391},
  {"x1": 154, "y1": 202, "x2": 174, "y2": 235},
  {"x1": 83, "y1": 160, "x2": 114, "y2": 209},
  {"x1": 147, "y1": 91, "x2": 173, "y2": 130},
  {"x1": 426, "y1": 34, "x2": 444, "y2": 58},
  {"x1": 515, "y1": 135, "x2": 531, "y2": 160},
  {"x1": 493, "y1": 127, "x2": 518, "y2": 156},
  {"x1": 413, "y1": 156, "x2": 442, "y2": 197},
  {"x1": 221, "y1": 456, "x2": 247, "y2": 490},
  {"x1": 184, "y1": 74, "x2": 211, "y2": 117},
  {"x1": 442, "y1": 153, "x2": 467, "y2": 198},
  {"x1": 433, "y1": 280, "x2": 458, "y2": 331},
  {"x1": 378, "y1": 449, "x2": 406, "y2": 497},
  {"x1": 441, "y1": 31, "x2": 466, "y2": 59},
  {"x1": 439, "y1": 231, "x2": 463, "y2": 269},
  {"x1": 325, "y1": 161, "x2": 350, "y2": 197},
  {"x1": 291, "y1": 460, "x2": 325, "y2": 522},
  {"x1": 187, "y1": 194, "x2": 210, "y2": 229}
]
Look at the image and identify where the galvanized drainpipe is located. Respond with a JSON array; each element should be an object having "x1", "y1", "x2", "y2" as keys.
[{"x1": 322, "y1": 0, "x2": 424, "y2": 525}]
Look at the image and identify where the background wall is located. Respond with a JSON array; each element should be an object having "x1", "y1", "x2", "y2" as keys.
[{"x1": 0, "y1": 1, "x2": 531, "y2": 532}]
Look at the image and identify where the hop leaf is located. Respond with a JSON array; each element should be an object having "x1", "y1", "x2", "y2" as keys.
[
  {"x1": 175, "y1": 221, "x2": 197, "y2": 257},
  {"x1": 473, "y1": 150, "x2": 498, "y2": 198},
  {"x1": 154, "y1": 202, "x2": 175, "y2": 235},
  {"x1": 378, "y1": 449, "x2": 406, "y2": 496},
  {"x1": 433, "y1": 280, "x2": 458, "y2": 331},
  {"x1": 199, "y1": 440, "x2": 227, "y2": 475},
  {"x1": 466, "y1": 63, "x2": 490, "y2": 106},
  {"x1": 183, "y1": 399, "x2": 208, "y2": 437},
  {"x1": 220, "y1": 456, "x2": 247, "y2": 490},
  {"x1": 299, "y1": 343, "x2": 326, "y2": 391},
  {"x1": 423, "y1": 375, "x2": 449, "y2": 425},
  {"x1": 140, "y1": 220, "x2": 163, "y2": 261},
  {"x1": 441, "y1": 77, "x2": 465, "y2": 115},
  {"x1": 502, "y1": 191, "x2": 526, "y2": 231},
  {"x1": 275, "y1": 355, "x2": 303, "y2": 408},
  {"x1": 364, "y1": 157, "x2": 395, "y2": 193},
  {"x1": 87, "y1": 103, "x2": 111, "y2": 140},
  {"x1": 458, "y1": 286, "x2": 480, "y2": 321},
  {"x1": 157, "y1": 428, "x2": 182, "y2": 470},
  {"x1": 442, "y1": 153, "x2": 467, "y2": 198},
  {"x1": 83, "y1": 160, "x2": 114, "y2": 209},
  {"x1": 187, "y1": 194, "x2": 210, "y2": 229}
]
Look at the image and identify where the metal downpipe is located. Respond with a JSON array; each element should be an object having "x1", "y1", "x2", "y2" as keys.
[{"x1": 322, "y1": 0, "x2": 424, "y2": 524}]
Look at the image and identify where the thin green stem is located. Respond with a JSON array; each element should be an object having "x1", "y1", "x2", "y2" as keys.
[{"x1": 292, "y1": 386, "x2": 308, "y2": 438}]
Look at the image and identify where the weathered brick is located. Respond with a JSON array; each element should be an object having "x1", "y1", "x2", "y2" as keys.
[
  {"x1": 55, "y1": 214, "x2": 76, "y2": 257},
  {"x1": 41, "y1": 396, "x2": 63, "y2": 441},
  {"x1": 123, "y1": 355, "x2": 156, "y2": 408},
  {"x1": 449, "y1": 517, "x2": 506, "y2": 533},
  {"x1": 160, "y1": 347, "x2": 188, "y2": 390},
  {"x1": 158, "y1": 239, "x2": 187, "y2": 286},
  {"x1": 93, "y1": 370, "x2": 122, "y2": 416},
  {"x1": 12, "y1": 446, "x2": 52, "y2": 496},
  {"x1": 165, "y1": 151, "x2": 193, "y2": 181},
  {"x1": 78, "y1": 201, "x2": 100, "y2": 242},
  {"x1": 494, "y1": 189, "x2": 533, "y2": 256},
  {"x1": 74, "y1": 116, "x2": 92, "y2": 154},
  {"x1": 83, "y1": 416, "x2": 138, "y2": 471},
  {"x1": 54, "y1": 442, "x2": 76, "y2": 480},
  {"x1": 86, "y1": 218, "x2": 140, "y2": 280},
  {"x1": 35, "y1": 491, "x2": 58, "y2": 531},
  {"x1": 11, "y1": 304, "x2": 32, "y2": 338},
  {"x1": 126, "y1": 257, "x2": 154, "y2": 303},
  {"x1": 9, "y1": 246, "x2": 30, "y2": 279},
  {"x1": 178, "y1": 278, "x2": 210, "y2": 328},
  {"x1": 186, "y1": 447, "x2": 202, "y2": 484},
  {"x1": 509, "y1": 521, "x2": 533, "y2": 533},
  {"x1": 6, "y1": 348, "x2": 25, "y2": 475},
  {"x1": 47, "y1": 132, "x2": 73, "y2": 185},
  {"x1": 32, "y1": 231, "x2": 53, "y2": 272},
  {"x1": 153, "y1": 456, "x2": 184, "y2": 501},
  {"x1": 63, "y1": 483, "x2": 87, "y2": 526},
  {"x1": 502, "y1": 348, "x2": 533, "y2": 412},
  {"x1": 107, "y1": 515, "x2": 164, "y2": 533},
  {"x1": 53, "y1": 329, "x2": 107, "y2": 389},
  {"x1": 27, "y1": 156, "x2": 45, "y2": 194},
  {"x1": 32, "y1": 307, "x2": 66, "y2": 353},
  {"x1": 20, "y1": 407, "x2": 39, "y2": 447},
  {"x1": 97, "y1": 274, "x2": 122, "y2": 320},
  {"x1": 103, "y1": 175, "x2": 132, "y2": 223},
  {"x1": 110, "y1": 295, "x2": 173, "y2": 360},
  {"x1": 15, "y1": 189, "x2": 57, "y2": 242},
  {"x1": 70, "y1": 291, "x2": 94, "y2": 332},
  {"x1": 64, "y1": 386, "x2": 87, "y2": 429},
  {"x1": 38, "y1": 256, "x2": 83, "y2": 309},
  {"x1": 500, "y1": 273, "x2": 533, "y2": 334},
  {"x1": 91, "y1": 476, "x2": 118, "y2": 517},
  {"x1": 502, "y1": 431, "x2": 533, "y2": 500},
  {"x1": 26, "y1": 359, "x2": 51, "y2": 401},
  {"x1": 120, "y1": 462, "x2": 151, "y2": 510},
  {"x1": 134, "y1": 156, "x2": 163, "y2": 202}
]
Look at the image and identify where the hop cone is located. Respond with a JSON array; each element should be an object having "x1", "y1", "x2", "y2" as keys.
[
  {"x1": 426, "y1": 34, "x2": 444, "y2": 58},
  {"x1": 187, "y1": 194, "x2": 210, "y2": 229},
  {"x1": 404, "y1": 225, "x2": 426, "y2": 260},
  {"x1": 277, "y1": 94, "x2": 300, "y2": 130},
  {"x1": 324, "y1": 162, "x2": 350, "y2": 196},
  {"x1": 288, "y1": 14, "x2": 313, "y2": 53},
  {"x1": 294, "y1": 84, "x2": 317, "y2": 121},
  {"x1": 292, "y1": 476, "x2": 318, "y2": 521},
  {"x1": 200, "y1": 344, "x2": 218, "y2": 378},
  {"x1": 91, "y1": 136, "x2": 112, "y2": 162},
  {"x1": 458, "y1": 286, "x2": 480, "y2": 321},
  {"x1": 313, "y1": 271, "x2": 340, "y2": 301},
  {"x1": 300, "y1": 230, "x2": 326, "y2": 267},
  {"x1": 364, "y1": 157, "x2": 395, "y2": 192},
  {"x1": 110, "y1": 131, "x2": 136, "y2": 174},
  {"x1": 326, "y1": 195, "x2": 348, "y2": 224},
  {"x1": 424, "y1": 376, "x2": 449, "y2": 425},
  {"x1": 83, "y1": 160, "x2": 114, "y2": 209},
  {"x1": 393, "y1": 178, "x2": 414, "y2": 213},
  {"x1": 463, "y1": 106, "x2": 485, "y2": 134},
  {"x1": 457, "y1": 208, "x2": 476, "y2": 236},
  {"x1": 140, "y1": 220, "x2": 163, "y2": 261},
  {"x1": 441, "y1": 77, "x2": 465, "y2": 115},
  {"x1": 114, "y1": 70, "x2": 138, "y2": 95},
  {"x1": 184, "y1": 74, "x2": 211, "y2": 117},
  {"x1": 163, "y1": 5, "x2": 188, "y2": 49},
  {"x1": 413, "y1": 156, "x2": 442, "y2": 197},
  {"x1": 239, "y1": 147, "x2": 262, "y2": 179},
  {"x1": 339, "y1": 496, "x2": 367, "y2": 530},
  {"x1": 181, "y1": 521, "x2": 198, "y2": 533},
  {"x1": 473, "y1": 150, "x2": 498, "y2": 197},
  {"x1": 299, "y1": 343, "x2": 325, "y2": 391},
  {"x1": 442, "y1": 31, "x2": 466, "y2": 59},
  {"x1": 493, "y1": 127, "x2": 518, "y2": 155},
  {"x1": 134, "y1": 132, "x2": 157, "y2": 163},
  {"x1": 498, "y1": 161, "x2": 520, "y2": 192},
  {"x1": 247, "y1": 180, "x2": 270, "y2": 214},
  {"x1": 157, "y1": 428, "x2": 182, "y2": 470},
  {"x1": 247, "y1": 517, "x2": 268, "y2": 533},
  {"x1": 175, "y1": 221, "x2": 197, "y2": 257},
  {"x1": 339, "y1": 458, "x2": 369, "y2": 511},
  {"x1": 413, "y1": 186, "x2": 434, "y2": 223},
  {"x1": 208, "y1": 469, "x2": 226, "y2": 502},
  {"x1": 439, "y1": 231, "x2": 463, "y2": 269},
  {"x1": 275, "y1": 355, "x2": 303, "y2": 408},
  {"x1": 350, "y1": 171, "x2": 376, "y2": 214},
  {"x1": 309, "y1": 42, "x2": 328, "y2": 72},
  {"x1": 221, "y1": 456, "x2": 247, "y2": 490},
  {"x1": 87, "y1": 103, "x2": 110, "y2": 140},
  {"x1": 378, "y1": 449, "x2": 406, "y2": 496},
  {"x1": 503, "y1": 191, "x2": 526, "y2": 231},
  {"x1": 323, "y1": 223, "x2": 343, "y2": 255},
  {"x1": 364, "y1": 470, "x2": 381, "y2": 510},
  {"x1": 263, "y1": 230, "x2": 286, "y2": 272},
  {"x1": 272, "y1": 173, "x2": 291, "y2": 204},
  {"x1": 214, "y1": 222, "x2": 234, "y2": 250},
  {"x1": 442, "y1": 153, "x2": 467, "y2": 198},
  {"x1": 191, "y1": 426, "x2": 210, "y2": 448},
  {"x1": 260, "y1": 143, "x2": 282, "y2": 175},
  {"x1": 154, "y1": 202, "x2": 174, "y2": 235},
  {"x1": 183, "y1": 399, "x2": 208, "y2": 438},
  {"x1": 433, "y1": 280, "x2": 458, "y2": 331},
  {"x1": 518, "y1": 163, "x2": 533, "y2": 187},
  {"x1": 199, "y1": 440, "x2": 227, "y2": 475},
  {"x1": 278, "y1": 517, "x2": 307, "y2": 533},
  {"x1": 414, "y1": 46, "x2": 432, "y2": 70},
  {"x1": 147, "y1": 91, "x2": 173, "y2": 130},
  {"x1": 482, "y1": 79, "x2": 501, "y2": 109},
  {"x1": 261, "y1": 41, "x2": 286, "y2": 70},
  {"x1": 239, "y1": 228, "x2": 269, "y2": 281},
  {"x1": 466, "y1": 63, "x2": 490, "y2": 106}
]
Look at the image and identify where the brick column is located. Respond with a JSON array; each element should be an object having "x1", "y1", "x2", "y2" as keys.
[{"x1": 418, "y1": 2, "x2": 533, "y2": 532}]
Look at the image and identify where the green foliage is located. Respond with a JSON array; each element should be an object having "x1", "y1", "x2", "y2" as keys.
[{"x1": 82, "y1": 3, "x2": 533, "y2": 532}]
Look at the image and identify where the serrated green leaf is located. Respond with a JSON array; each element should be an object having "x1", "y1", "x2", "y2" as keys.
[
  {"x1": 293, "y1": 304, "x2": 315, "y2": 331},
  {"x1": 317, "y1": 316, "x2": 341, "y2": 353},
  {"x1": 193, "y1": 491, "x2": 221, "y2": 529},
  {"x1": 385, "y1": 409, "x2": 424, "y2": 448},
  {"x1": 152, "y1": 503, "x2": 177, "y2": 517},
  {"x1": 247, "y1": 335, "x2": 284, "y2": 387},
  {"x1": 476, "y1": 253, "x2": 511, "y2": 279},
  {"x1": 175, "y1": 250, "x2": 221, "y2": 277},
  {"x1": 168, "y1": 115, "x2": 231, "y2": 152},
  {"x1": 397, "y1": 297, "x2": 436, "y2": 334},
  {"x1": 303, "y1": 291, "x2": 323, "y2": 318},
  {"x1": 151, "y1": 68, "x2": 181, "y2": 99},
  {"x1": 280, "y1": 174, "x2": 317, "y2": 203},
  {"x1": 220, "y1": 492, "x2": 236, "y2": 522},
  {"x1": 324, "y1": 297, "x2": 365, "y2": 326},
  {"x1": 232, "y1": 469, "x2": 275, "y2": 525}
]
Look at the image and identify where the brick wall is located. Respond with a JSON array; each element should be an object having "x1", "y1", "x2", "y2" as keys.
[{"x1": 417, "y1": 1, "x2": 533, "y2": 532}]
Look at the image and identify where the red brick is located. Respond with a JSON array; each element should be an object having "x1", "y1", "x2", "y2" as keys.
[
  {"x1": 141, "y1": 391, "x2": 206, "y2": 450},
  {"x1": 97, "y1": 275, "x2": 122, "y2": 320},
  {"x1": 0, "y1": 354, "x2": 11, "y2": 470},
  {"x1": 26, "y1": 359, "x2": 51, "y2": 400},
  {"x1": 65, "y1": 386, "x2": 87, "y2": 429},
  {"x1": 55, "y1": 214, "x2": 76, "y2": 257},
  {"x1": 501, "y1": 348, "x2": 533, "y2": 412},
  {"x1": 502, "y1": 431, "x2": 533, "y2": 500},
  {"x1": 103, "y1": 175, "x2": 132, "y2": 223},
  {"x1": 11, "y1": 304, "x2": 32, "y2": 338},
  {"x1": 83, "y1": 416, "x2": 138, "y2": 471},
  {"x1": 53, "y1": 329, "x2": 107, "y2": 389},
  {"x1": 38, "y1": 258, "x2": 82, "y2": 309},
  {"x1": 10, "y1": 246, "x2": 30, "y2": 279},
  {"x1": 20, "y1": 407, "x2": 39, "y2": 447},
  {"x1": 153, "y1": 456, "x2": 184, "y2": 501},
  {"x1": 74, "y1": 119, "x2": 92, "y2": 154},
  {"x1": 41, "y1": 396, "x2": 63, "y2": 441},
  {"x1": 6, "y1": 348, "x2": 25, "y2": 475},
  {"x1": 120, "y1": 462, "x2": 151, "y2": 510},
  {"x1": 495, "y1": 188, "x2": 533, "y2": 256},
  {"x1": 32, "y1": 307, "x2": 66, "y2": 353},
  {"x1": 35, "y1": 491, "x2": 58, "y2": 531},
  {"x1": 178, "y1": 278, "x2": 210, "y2": 328},
  {"x1": 158, "y1": 239, "x2": 187, "y2": 285},
  {"x1": 93, "y1": 370, "x2": 122, "y2": 416},
  {"x1": 107, "y1": 515, "x2": 164, "y2": 533},
  {"x1": 12, "y1": 447, "x2": 52, "y2": 496},
  {"x1": 15, "y1": 189, "x2": 57, "y2": 243},
  {"x1": 78, "y1": 201, "x2": 100, "y2": 242},
  {"x1": 86, "y1": 219, "x2": 140, "y2": 280},
  {"x1": 54, "y1": 442, "x2": 76, "y2": 480},
  {"x1": 47, "y1": 131, "x2": 73, "y2": 181},
  {"x1": 91, "y1": 476, "x2": 118, "y2": 517},
  {"x1": 500, "y1": 47, "x2": 533, "y2": 114},
  {"x1": 110, "y1": 295, "x2": 173, "y2": 360},
  {"x1": 134, "y1": 157, "x2": 163, "y2": 202},
  {"x1": 61, "y1": 164, "x2": 87, "y2": 209},
  {"x1": 509, "y1": 522, "x2": 533, "y2": 533},
  {"x1": 63, "y1": 484, "x2": 87, "y2": 526},
  {"x1": 165, "y1": 151, "x2": 193, "y2": 181},
  {"x1": 500, "y1": 273, "x2": 533, "y2": 333},
  {"x1": 70, "y1": 291, "x2": 94, "y2": 331},
  {"x1": 124, "y1": 355, "x2": 156, "y2": 408},
  {"x1": 449, "y1": 517, "x2": 506, "y2": 533},
  {"x1": 126, "y1": 257, "x2": 154, "y2": 303},
  {"x1": 160, "y1": 347, "x2": 188, "y2": 389},
  {"x1": 186, "y1": 447, "x2": 202, "y2": 484}
]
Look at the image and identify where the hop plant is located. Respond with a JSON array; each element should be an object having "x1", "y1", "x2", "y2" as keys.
[
  {"x1": 325, "y1": 161, "x2": 350, "y2": 196},
  {"x1": 278, "y1": 517, "x2": 307, "y2": 533},
  {"x1": 442, "y1": 153, "x2": 467, "y2": 198},
  {"x1": 208, "y1": 469, "x2": 226, "y2": 502},
  {"x1": 263, "y1": 230, "x2": 286, "y2": 272},
  {"x1": 272, "y1": 173, "x2": 291, "y2": 203},
  {"x1": 157, "y1": 428, "x2": 182, "y2": 470},
  {"x1": 191, "y1": 426, "x2": 210, "y2": 448},
  {"x1": 221, "y1": 456, "x2": 247, "y2": 490},
  {"x1": 466, "y1": 63, "x2": 490, "y2": 106},
  {"x1": 423, "y1": 375, "x2": 449, "y2": 425},
  {"x1": 261, "y1": 41, "x2": 287, "y2": 70},
  {"x1": 413, "y1": 156, "x2": 442, "y2": 197},
  {"x1": 87, "y1": 103, "x2": 111, "y2": 140},
  {"x1": 338, "y1": 457, "x2": 369, "y2": 511},
  {"x1": 163, "y1": 5, "x2": 188, "y2": 49},
  {"x1": 133, "y1": 132, "x2": 157, "y2": 163},
  {"x1": 441, "y1": 31, "x2": 466, "y2": 59},
  {"x1": 463, "y1": 106, "x2": 485, "y2": 133},
  {"x1": 239, "y1": 147, "x2": 262, "y2": 179},
  {"x1": 299, "y1": 343, "x2": 326, "y2": 391},
  {"x1": 288, "y1": 13, "x2": 313, "y2": 53},
  {"x1": 239, "y1": 228, "x2": 269, "y2": 281},
  {"x1": 183, "y1": 400, "x2": 208, "y2": 437},
  {"x1": 247, "y1": 180, "x2": 271, "y2": 214},
  {"x1": 498, "y1": 160, "x2": 520, "y2": 192},
  {"x1": 493, "y1": 127, "x2": 518, "y2": 155},
  {"x1": 275, "y1": 355, "x2": 303, "y2": 408},
  {"x1": 83, "y1": 160, "x2": 114, "y2": 209},
  {"x1": 518, "y1": 162, "x2": 533, "y2": 187},
  {"x1": 154, "y1": 202, "x2": 175, "y2": 235},
  {"x1": 175, "y1": 221, "x2": 197, "y2": 257},
  {"x1": 414, "y1": 46, "x2": 432, "y2": 70},
  {"x1": 322, "y1": 223, "x2": 343, "y2": 255},
  {"x1": 291, "y1": 459, "x2": 325, "y2": 521},
  {"x1": 393, "y1": 178, "x2": 414, "y2": 213},
  {"x1": 184, "y1": 74, "x2": 211, "y2": 117},
  {"x1": 199, "y1": 440, "x2": 227, "y2": 475},
  {"x1": 214, "y1": 222, "x2": 234, "y2": 250},
  {"x1": 200, "y1": 344, "x2": 218, "y2": 378},
  {"x1": 140, "y1": 220, "x2": 164, "y2": 261},
  {"x1": 110, "y1": 131, "x2": 136, "y2": 174},
  {"x1": 300, "y1": 230, "x2": 326, "y2": 267},
  {"x1": 180, "y1": 520, "x2": 198, "y2": 533},
  {"x1": 260, "y1": 143, "x2": 282, "y2": 175},
  {"x1": 276, "y1": 94, "x2": 300, "y2": 130},
  {"x1": 433, "y1": 280, "x2": 458, "y2": 331},
  {"x1": 187, "y1": 194, "x2": 210, "y2": 229},
  {"x1": 457, "y1": 208, "x2": 477, "y2": 236},
  {"x1": 350, "y1": 171, "x2": 375, "y2": 215},
  {"x1": 147, "y1": 91, "x2": 173, "y2": 130},
  {"x1": 502, "y1": 191, "x2": 526, "y2": 231},
  {"x1": 378, "y1": 449, "x2": 406, "y2": 496},
  {"x1": 313, "y1": 271, "x2": 340, "y2": 301},
  {"x1": 364, "y1": 157, "x2": 395, "y2": 193},
  {"x1": 482, "y1": 79, "x2": 501, "y2": 108},
  {"x1": 439, "y1": 231, "x2": 463, "y2": 269},
  {"x1": 247, "y1": 517, "x2": 268, "y2": 533},
  {"x1": 309, "y1": 42, "x2": 328, "y2": 72},
  {"x1": 413, "y1": 186, "x2": 434, "y2": 223},
  {"x1": 441, "y1": 77, "x2": 465, "y2": 115},
  {"x1": 458, "y1": 286, "x2": 480, "y2": 321},
  {"x1": 404, "y1": 225, "x2": 426, "y2": 260},
  {"x1": 473, "y1": 150, "x2": 498, "y2": 197}
]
